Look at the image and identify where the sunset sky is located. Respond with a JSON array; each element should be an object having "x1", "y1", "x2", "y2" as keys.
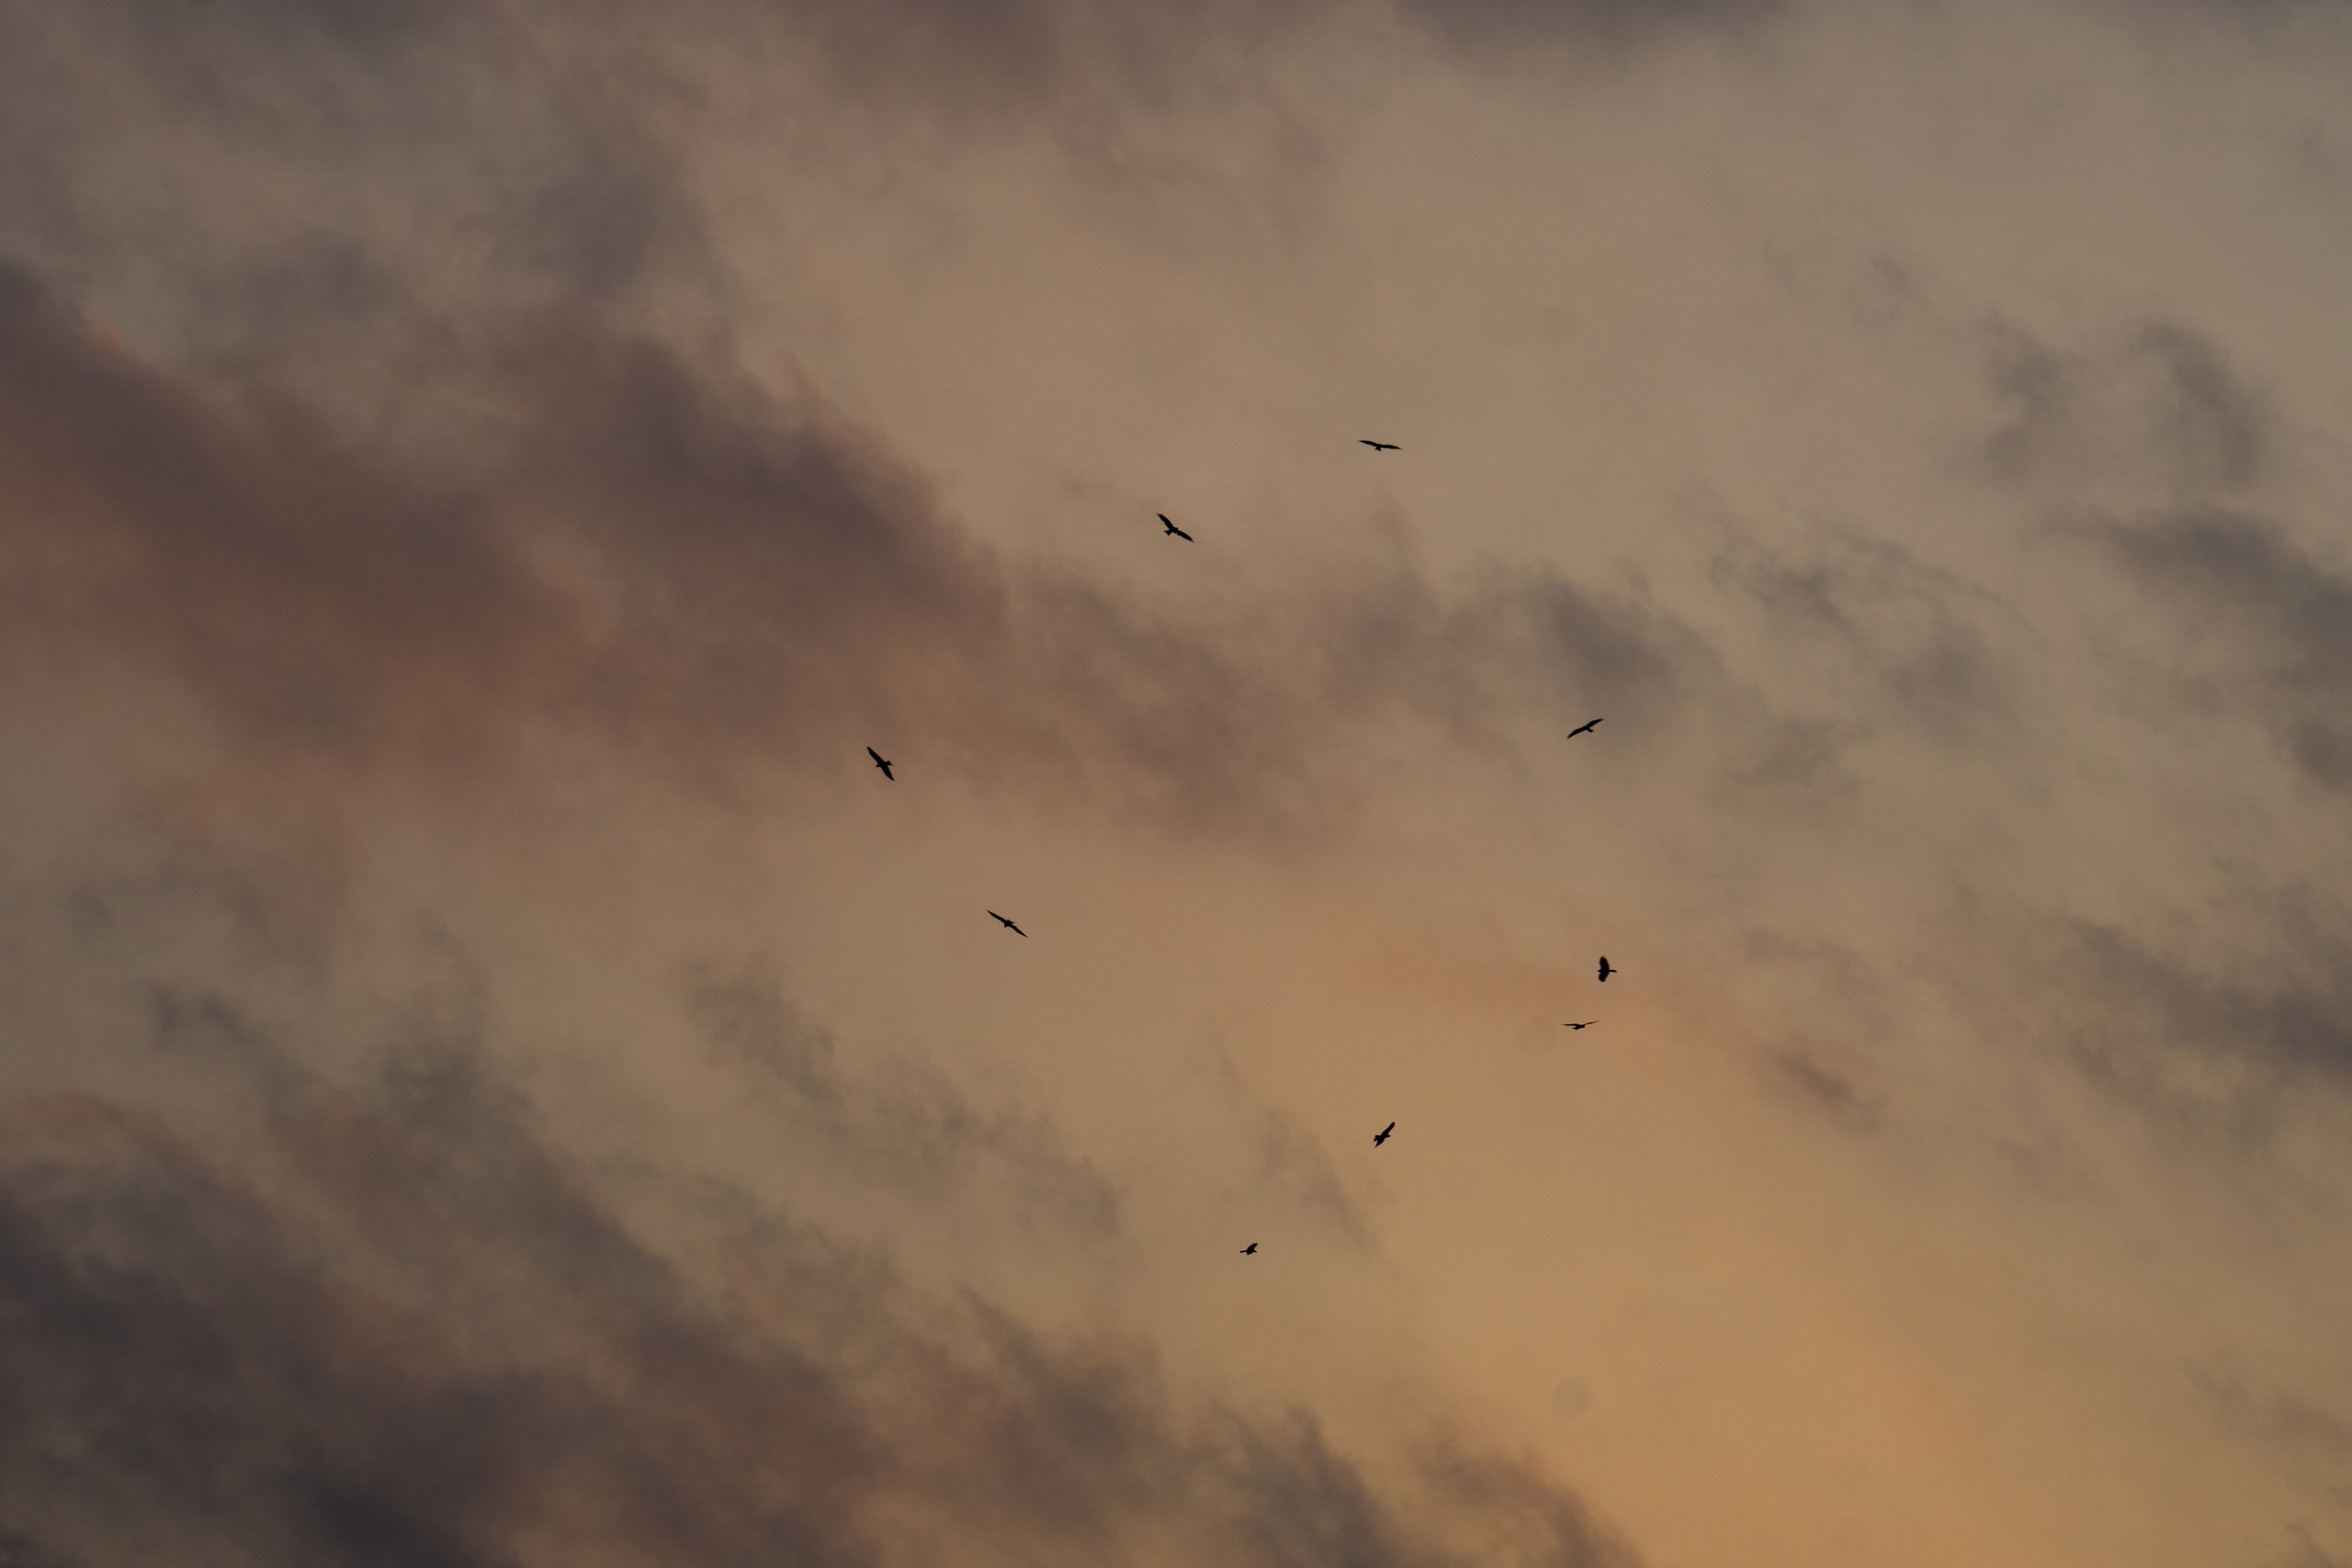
[{"x1": 4, "y1": 3, "x2": 2350, "y2": 1565}]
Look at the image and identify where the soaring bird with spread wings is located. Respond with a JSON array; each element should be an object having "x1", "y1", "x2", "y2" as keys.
[
  {"x1": 1374, "y1": 1121, "x2": 1396, "y2": 1146},
  {"x1": 866, "y1": 747, "x2": 894, "y2": 780},
  {"x1": 1597, "y1": 956, "x2": 1614, "y2": 982},
  {"x1": 1564, "y1": 1020, "x2": 1597, "y2": 1031},
  {"x1": 1159, "y1": 513, "x2": 1193, "y2": 541},
  {"x1": 1566, "y1": 718, "x2": 1602, "y2": 739},
  {"x1": 989, "y1": 911, "x2": 1028, "y2": 937},
  {"x1": 1360, "y1": 439, "x2": 1399, "y2": 452}
]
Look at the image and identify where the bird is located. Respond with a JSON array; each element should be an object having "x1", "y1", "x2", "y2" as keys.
[
  {"x1": 1566, "y1": 718, "x2": 1602, "y2": 739},
  {"x1": 1360, "y1": 439, "x2": 1399, "y2": 452},
  {"x1": 1564, "y1": 1021, "x2": 1597, "y2": 1030},
  {"x1": 1159, "y1": 513, "x2": 1193, "y2": 541},
  {"x1": 989, "y1": 911, "x2": 1028, "y2": 937},
  {"x1": 865, "y1": 747, "x2": 894, "y2": 781},
  {"x1": 1597, "y1": 957, "x2": 1614, "y2": 982},
  {"x1": 1240, "y1": 1242, "x2": 1258, "y2": 1256},
  {"x1": 1374, "y1": 1121, "x2": 1396, "y2": 1146}
]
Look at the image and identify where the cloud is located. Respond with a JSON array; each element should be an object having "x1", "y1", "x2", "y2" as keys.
[
  {"x1": 1710, "y1": 526, "x2": 2024, "y2": 749},
  {"x1": 1763, "y1": 1046, "x2": 1883, "y2": 1134},
  {"x1": 0, "y1": 995, "x2": 1641, "y2": 1568},
  {"x1": 2063, "y1": 509, "x2": 2352, "y2": 791},
  {"x1": 1927, "y1": 887, "x2": 2352, "y2": 1146},
  {"x1": 2192, "y1": 1363, "x2": 2352, "y2": 1469},
  {"x1": 1975, "y1": 316, "x2": 2277, "y2": 502},
  {"x1": 690, "y1": 966, "x2": 1125, "y2": 1237},
  {"x1": 2281, "y1": 1535, "x2": 2352, "y2": 1568},
  {"x1": 756, "y1": 0, "x2": 1784, "y2": 124},
  {"x1": 0, "y1": 254, "x2": 1740, "y2": 847},
  {"x1": 1394, "y1": 0, "x2": 1781, "y2": 54}
]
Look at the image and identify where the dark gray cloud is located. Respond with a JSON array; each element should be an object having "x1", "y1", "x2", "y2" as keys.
[
  {"x1": 0, "y1": 0, "x2": 1786, "y2": 855},
  {"x1": 0, "y1": 989, "x2": 1641, "y2": 1568},
  {"x1": 0, "y1": 0, "x2": 1787, "y2": 274},
  {"x1": 752, "y1": 0, "x2": 1783, "y2": 125},
  {"x1": 2190, "y1": 1365, "x2": 2352, "y2": 1559},
  {"x1": 1763, "y1": 1046, "x2": 1883, "y2": 1134},
  {"x1": 1393, "y1": 0, "x2": 1781, "y2": 54},
  {"x1": 2192, "y1": 1364, "x2": 2352, "y2": 1468},
  {"x1": 1932, "y1": 888, "x2": 2352, "y2": 1142},
  {"x1": 691, "y1": 967, "x2": 1124, "y2": 1237},
  {"x1": 2282, "y1": 1539, "x2": 2352, "y2": 1568},
  {"x1": 2064, "y1": 509, "x2": 2352, "y2": 791},
  {"x1": 0, "y1": 1, "x2": 712, "y2": 374},
  {"x1": 1249, "y1": 1103, "x2": 1374, "y2": 1245},
  {"x1": 2120, "y1": 0, "x2": 2352, "y2": 38},
  {"x1": 1711, "y1": 527, "x2": 2024, "y2": 748},
  {"x1": 0, "y1": 254, "x2": 1735, "y2": 847},
  {"x1": 1977, "y1": 318, "x2": 2274, "y2": 498},
  {"x1": 2130, "y1": 324, "x2": 2268, "y2": 492}
]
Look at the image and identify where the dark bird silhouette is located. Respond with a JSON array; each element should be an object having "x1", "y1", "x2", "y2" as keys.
[
  {"x1": 1597, "y1": 956, "x2": 1614, "y2": 982},
  {"x1": 1159, "y1": 513, "x2": 1193, "y2": 541},
  {"x1": 989, "y1": 911, "x2": 1028, "y2": 937},
  {"x1": 866, "y1": 747, "x2": 894, "y2": 781},
  {"x1": 1374, "y1": 1121, "x2": 1396, "y2": 1146},
  {"x1": 1565, "y1": 1021, "x2": 1597, "y2": 1030},
  {"x1": 1566, "y1": 718, "x2": 1602, "y2": 739},
  {"x1": 1240, "y1": 1242, "x2": 1258, "y2": 1255},
  {"x1": 1360, "y1": 439, "x2": 1399, "y2": 452}
]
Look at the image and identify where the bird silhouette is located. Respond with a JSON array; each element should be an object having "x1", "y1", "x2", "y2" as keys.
[
  {"x1": 1564, "y1": 1020, "x2": 1597, "y2": 1030},
  {"x1": 1374, "y1": 1121, "x2": 1396, "y2": 1146},
  {"x1": 866, "y1": 747, "x2": 894, "y2": 781},
  {"x1": 989, "y1": 911, "x2": 1028, "y2": 937},
  {"x1": 1567, "y1": 718, "x2": 1602, "y2": 739},
  {"x1": 1159, "y1": 513, "x2": 1193, "y2": 541},
  {"x1": 1360, "y1": 439, "x2": 1399, "y2": 452},
  {"x1": 1597, "y1": 957, "x2": 1614, "y2": 982},
  {"x1": 1240, "y1": 1242, "x2": 1258, "y2": 1255}
]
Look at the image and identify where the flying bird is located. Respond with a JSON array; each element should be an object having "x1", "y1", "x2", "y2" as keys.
[
  {"x1": 989, "y1": 911, "x2": 1028, "y2": 937},
  {"x1": 1159, "y1": 513, "x2": 1193, "y2": 541},
  {"x1": 1564, "y1": 1021, "x2": 1597, "y2": 1031},
  {"x1": 865, "y1": 747, "x2": 894, "y2": 781},
  {"x1": 1360, "y1": 439, "x2": 1399, "y2": 452},
  {"x1": 1597, "y1": 957, "x2": 1614, "y2": 982},
  {"x1": 1240, "y1": 1242, "x2": 1258, "y2": 1256},
  {"x1": 1566, "y1": 718, "x2": 1602, "y2": 739},
  {"x1": 1373, "y1": 1121, "x2": 1396, "y2": 1146}
]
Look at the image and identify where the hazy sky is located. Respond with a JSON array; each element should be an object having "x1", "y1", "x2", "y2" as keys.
[{"x1": 4, "y1": 3, "x2": 2351, "y2": 1565}]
